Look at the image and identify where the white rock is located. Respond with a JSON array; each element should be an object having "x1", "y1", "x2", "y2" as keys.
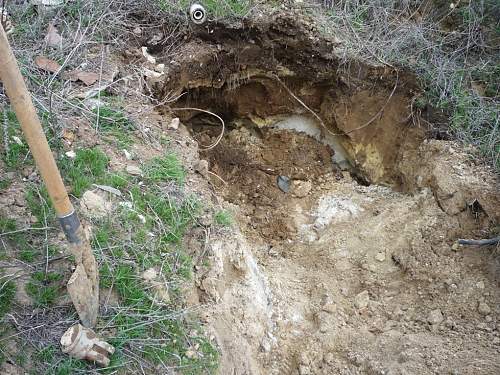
[
  {"x1": 65, "y1": 150, "x2": 76, "y2": 159},
  {"x1": 119, "y1": 201, "x2": 133, "y2": 209},
  {"x1": 375, "y1": 252, "x2": 386, "y2": 262},
  {"x1": 354, "y1": 290, "x2": 370, "y2": 309},
  {"x1": 260, "y1": 338, "x2": 272, "y2": 353},
  {"x1": 155, "y1": 64, "x2": 165, "y2": 73},
  {"x1": 321, "y1": 295, "x2": 337, "y2": 313},
  {"x1": 194, "y1": 159, "x2": 209, "y2": 177},
  {"x1": 123, "y1": 149, "x2": 132, "y2": 160},
  {"x1": 478, "y1": 302, "x2": 491, "y2": 315},
  {"x1": 428, "y1": 309, "x2": 444, "y2": 325},
  {"x1": 80, "y1": 191, "x2": 111, "y2": 218},
  {"x1": 126, "y1": 165, "x2": 142, "y2": 176},
  {"x1": 169, "y1": 117, "x2": 180, "y2": 130},
  {"x1": 142, "y1": 268, "x2": 157, "y2": 281},
  {"x1": 299, "y1": 365, "x2": 311, "y2": 375}
]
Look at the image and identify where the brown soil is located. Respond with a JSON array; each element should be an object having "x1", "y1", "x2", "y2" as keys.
[
  {"x1": 195, "y1": 125, "x2": 339, "y2": 243},
  {"x1": 150, "y1": 12, "x2": 500, "y2": 375}
]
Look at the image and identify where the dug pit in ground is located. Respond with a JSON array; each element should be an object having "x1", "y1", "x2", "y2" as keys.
[{"x1": 149, "y1": 13, "x2": 500, "y2": 375}]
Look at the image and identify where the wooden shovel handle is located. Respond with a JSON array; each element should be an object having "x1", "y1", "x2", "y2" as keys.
[{"x1": 0, "y1": 23, "x2": 73, "y2": 217}]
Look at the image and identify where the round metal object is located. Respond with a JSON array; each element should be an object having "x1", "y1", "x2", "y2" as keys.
[{"x1": 189, "y1": 3, "x2": 207, "y2": 25}]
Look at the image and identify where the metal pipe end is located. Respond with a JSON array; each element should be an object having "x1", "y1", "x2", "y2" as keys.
[{"x1": 189, "y1": 3, "x2": 207, "y2": 25}]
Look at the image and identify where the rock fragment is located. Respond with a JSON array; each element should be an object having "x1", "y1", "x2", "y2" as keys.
[
  {"x1": 354, "y1": 290, "x2": 370, "y2": 309},
  {"x1": 478, "y1": 302, "x2": 491, "y2": 316},
  {"x1": 169, "y1": 117, "x2": 180, "y2": 130},
  {"x1": 126, "y1": 165, "x2": 142, "y2": 176},
  {"x1": 80, "y1": 191, "x2": 111, "y2": 218},
  {"x1": 428, "y1": 309, "x2": 444, "y2": 325}
]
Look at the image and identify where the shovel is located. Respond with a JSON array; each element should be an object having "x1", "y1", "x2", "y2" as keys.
[{"x1": 0, "y1": 23, "x2": 98, "y2": 328}]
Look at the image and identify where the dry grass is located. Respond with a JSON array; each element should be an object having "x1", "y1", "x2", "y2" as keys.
[{"x1": 315, "y1": 0, "x2": 499, "y2": 171}]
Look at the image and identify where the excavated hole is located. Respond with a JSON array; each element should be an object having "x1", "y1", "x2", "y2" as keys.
[
  {"x1": 191, "y1": 113, "x2": 348, "y2": 242},
  {"x1": 172, "y1": 74, "x2": 413, "y2": 243},
  {"x1": 151, "y1": 20, "x2": 434, "y2": 243}
]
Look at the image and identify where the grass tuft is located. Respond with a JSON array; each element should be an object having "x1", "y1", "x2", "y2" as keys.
[
  {"x1": 145, "y1": 154, "x2": 186, "y2": 184},
  {"x1": 214, "y1": 210, "x2": 232, "y2": 227},
  {"x1": 59, "y1": 147, "x2": 109, "y2": 197},
  {"x1": 25, "y1": 271, "x2": 63, "y2": 307},
  {"x1": 0, "y1": 280, "x2": 16, "y2": 318}
]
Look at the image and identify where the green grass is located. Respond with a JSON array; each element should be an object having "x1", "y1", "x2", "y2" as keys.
[
  {"x1": 158, "y1": 0, "x2": 252, "y2": 18},
  {"x1": 1, "y1": 109, "x2": 30, "y2": 170},
  {"x1": 145, "y1": 154, "x2": 186, "y2": 184},
  {"x1": 25, "y1": 186, "x2": 56, "y2": 227},
  {"x1": 94, "y1": 106, "x2": 134, "y2": 131},
  {"x1": 59, "y1": 147, "x2": 109, "y2": 197},
  {"x1": 101, "y1": 172, "x2": 131, "y2": 189},
  {"x1": 0, "y1": 217, "x2": 17, "y2": 233},
  {"x1": 0, "y1": 178, "x2": 12, "y2": 190},
  {"x1": 94, "y1": 106, "x2": 136, "y2": 148},
  {"x1": 0, "y1": 215, "x2": 27, "y2": 252},
  {"x1": 0, "y1": 280, "x2": 16, "y2": 318},
  {"x1": 25, "y1": 272, "x2": 63, "y2": 307},
  {"x1": 19, "y1": 248, "x2": 37, "y2": 263},
  {"x1": 90, "y1": 155, "x2": 217, "y2": 373},
  {"x1": 214, "y1": 210, "x2": 232, "y2": 227}
]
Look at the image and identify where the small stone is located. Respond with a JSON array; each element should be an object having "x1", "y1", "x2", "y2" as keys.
[
  {"x1": 485, "y1": 315, "x2": 492, "y2": 322},
  {"x1": 194, "y1": 160, "x2": 209, "y2": 177},
  {"x1": 126, "y1": 165, "x2": 142, "y2": 176},
  {"x1": 142, "y1": 268, "x2": 157, "y2": 281},
  {"x1": 65, "y1": 150, "x2": 76, "y2": 159},
  {"x1": 478, "y1": 302, "x2": 491, "y2": 315},
  {"x1": 260, "y1": 338, "x2": 272, "y2": 353},
  {"x1": 354, "y1": 290, "x2": 370, "y2": 309},
  {"x1": 321, "y1": 296, "x2": 337, "y2": 314},
  {"x1": 375, "y1": 252, "x2": 386, "y2": 262},
  {"x1": 277, "y1": 175, "x2": 291, "y2": 193},
  {"x1": 451, "y1": 242, "x2": 459, "y2": 251},
  {"x1": 476, "y1": 281, "x2": 485, "y2": 289},
  {"x1": 299, "y1": 365, "x2": 311, "y2": 375},
  {"x1": 123, "y1": 149, "x2": 132, "y2": 160},
  {"x1": 80, "y1": 190, "x2": 111, "y2": 218},
  {"x1": 185, "y1": 350, "x2": 196, "y2": 359},
  {"x1": 169, "y1": 117, "x2": 180, "y2": 130},
  {"x1": 155, "y1": 64, "x2": 165, "y2": 73},
  {"x1": 323, "y1": 352, "x2": 334, "y2": 363},
  {"x1": 428, "y1": 309, "x2": 444, "y2": 325}
]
